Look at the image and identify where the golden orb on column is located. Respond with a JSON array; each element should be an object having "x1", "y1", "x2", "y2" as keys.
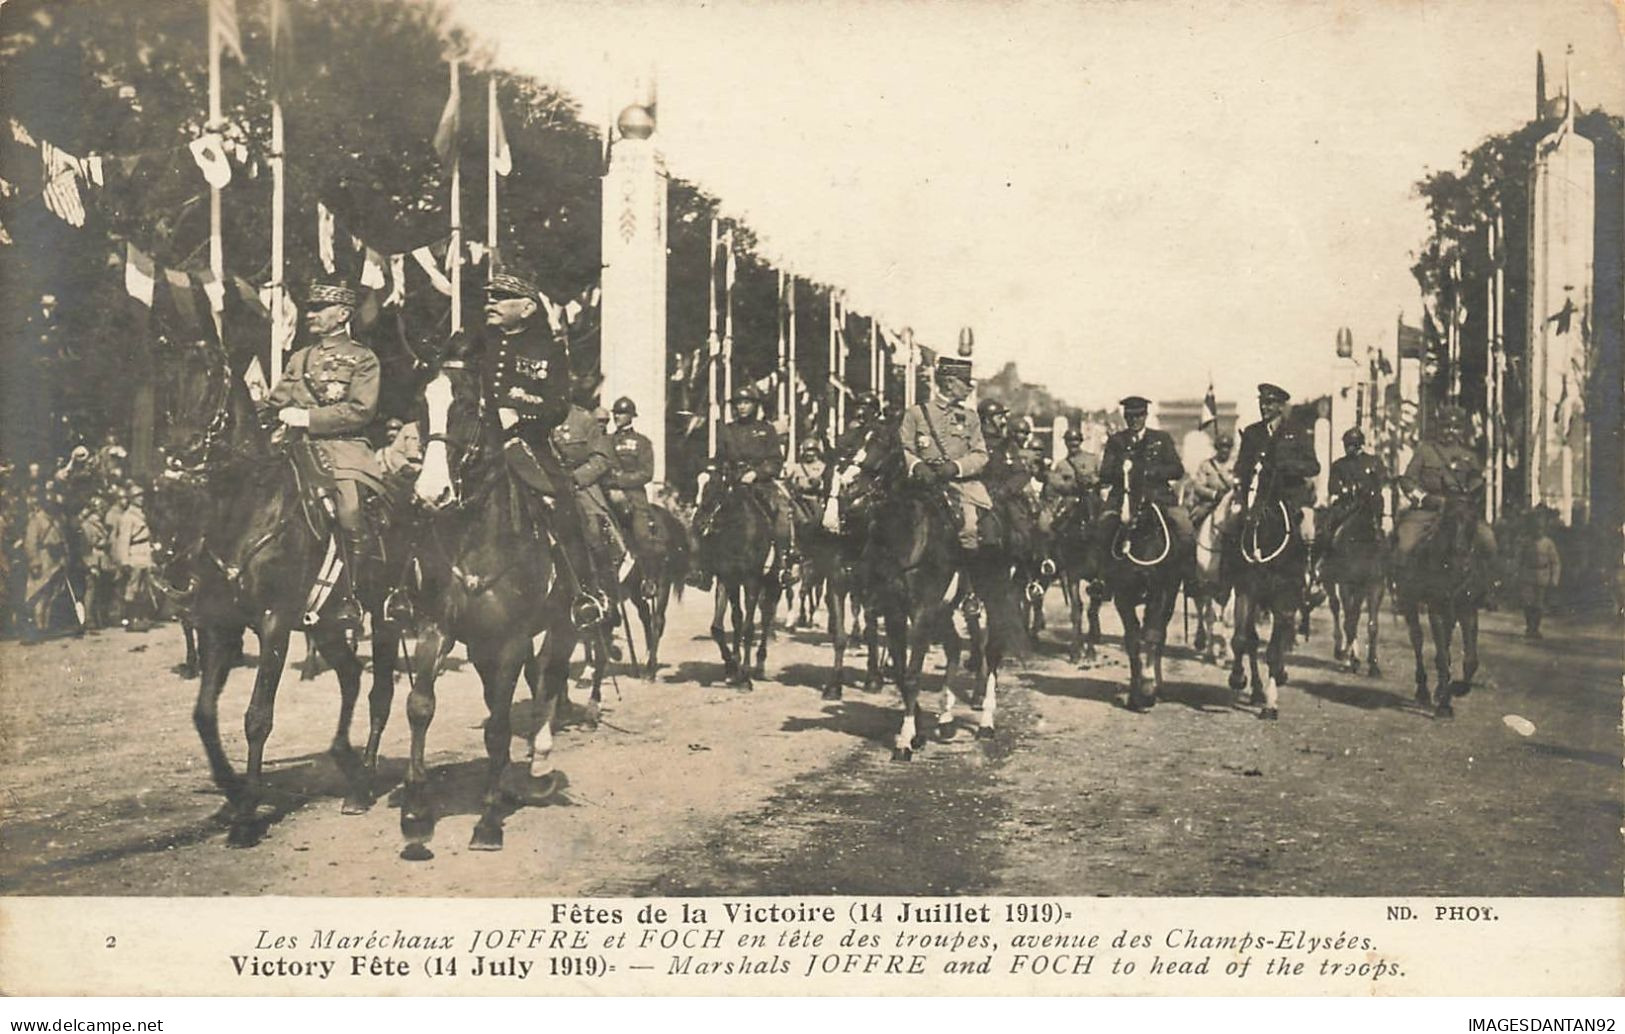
[{"x1": 617, "y1": 104, "x2": 655, "y2": 140}]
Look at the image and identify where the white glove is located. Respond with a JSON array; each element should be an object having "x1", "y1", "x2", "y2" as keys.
[
  {"x1": 497, "y1": 408, "x2": 519, "y2": 430},
  {"x1": 740, "y1": 470, "x2": 758, "y2": 484},
  {"x1": 278, "y1": 407, "x2": 310, "y2": 428}
]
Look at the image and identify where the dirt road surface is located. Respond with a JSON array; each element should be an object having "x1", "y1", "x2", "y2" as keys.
[{"x1": 2, "y1": 590, "x2": 1619, "y2": 897}]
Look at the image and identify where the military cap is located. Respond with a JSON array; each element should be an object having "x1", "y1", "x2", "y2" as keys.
[
  {"x1": 799, "y1": 439, "x2": 824, "y2": 457},
  {"x1": 935, "y1": 356, "x2": 973, "y2": 381},
  {"x1": 1257, "y1": 383, "x2": 1290, "y2": 404},
  {"x1": 1215, "y1": 430, "x2": 1235, "y2": 445},
  {"x1": 1342, "y1": 427, "x2": 1366, "y2": 445},
  {"x1": 486, "y1": 267, "x2": 541, "y2": 300},
  {"x1": 732, "y1": 384, "x2": 766, "y2": 403},
  {"x1": 612, "y1": 396, "x2": 638, "y2": 416},
  {"x1": 307, "y1": 280, "x2": 358, "y2": 308},
  {"x1": 1119, "y1": 395, "x2": 1150, "y2": 413}
]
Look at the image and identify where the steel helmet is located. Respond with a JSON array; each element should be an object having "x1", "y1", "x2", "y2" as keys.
[
  {"x1": 612, "y1": 396, "x2": 637, "y2": 416},
  {"x1": 977, "y1": 399, "x2": 1007, "y2": 421}
]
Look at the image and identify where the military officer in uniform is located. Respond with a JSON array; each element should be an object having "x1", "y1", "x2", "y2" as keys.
[
  {"x1": 1095, "y1": 396, "x2": 1192, "y2": 560},
  {"x1": 710, "y1": 384, "x2": 799, "y2": 581},
  {"x1": 1393, "y1": 404, "x2": 1496, "y2": 564},
  {"x1": 552, "y1": 401, "x2": 634, "y2": 598},
  {"x1": 260, "y1": 280, "x2": 382, "y2": 628},
  {"x1": 899, "y1": 356, "x2": 990, "y2": 552},
  {"x1": 1324, "y1": 427, "x2": 1388, "y2": 541},
  {"x1": 832, "y1": 391, "x2": 884, "y2": 467},
  {"x1": 480, "y1": 267, "x2": 608, "y2": 625},
  {"x1": 977, "y1": 399, "x2": 1029, "y2": 502},
  {"x1": 1186, "y1": 431, "x2": 1236, "y2": 530},
  {"x1": 1045, "y1": 427, "x2": 1100, "y2": 506},
  {"x1": 1234, "y1": 383, "x2": 1320, "y2": 544},
  {"x1": 605, "y1": 396, "x2": 655, "y2": 532}
]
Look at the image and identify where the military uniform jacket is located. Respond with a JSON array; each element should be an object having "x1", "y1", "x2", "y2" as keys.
[
  {"x1": 551, "y1": 406, "x2": 616, "y2": 491},
  {"x1": 786, "y1": 459, "x2": 828, "y2": 496},
  {"x1": 982, "y1": 434, "x2": 1032, "y2": 500},
  {"x1": 1189, "y1": 456, "x2": 1235, "y2": 503},
  {"x1": 832, "y1": 421, "x2": 882, "y2": 468},
  {"x1": 1099, "y1": 428, "x2": 1183, "y2": 506},
  {"x1": 716, "y1": 418, "x2": 783, "y2": 480},
  {"x1": 483, "y1": 322, "x2": 571, "y2": 447},
  {"x1": 1235, "y1": 418, "x2": 1320, "y2": 506},
  {"x1": 263, "y1": 331, "x2": 382, "y2": 478},
  {"x1": 898, "y1": 398, "x2": 992, "y2": 509},
  {"x1": 1328, "y1": 453, "x2": 1387, "y2": 505},
  {"x1": 1046, "y1": 451, "x2": 1101, "y2": 497},
  {"x1": 1399, "y1": 439, "x2": 1483, "y2": 500},
  {"x1": 608, "y1": 428, "x2": 655, "y2": 492}
]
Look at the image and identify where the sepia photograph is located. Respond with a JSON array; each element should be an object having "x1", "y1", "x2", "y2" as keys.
[{"x1": 0, "y1": 0, "x2": 1621, "y2": 1001}]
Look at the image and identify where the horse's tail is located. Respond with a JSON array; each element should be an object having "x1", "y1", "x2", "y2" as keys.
[{"x1": 969, "y1": 553, "x2": 1030, "y2": 660}]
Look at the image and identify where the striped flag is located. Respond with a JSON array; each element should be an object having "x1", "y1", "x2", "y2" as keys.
[
  {"x1": 1199, "y1": 378, "x2": 1218, "y2": 429},
  {"x1": 124, "y1": 243, "x2": 156, "y2": 306},
  {"x1": 432, "y1": 72, "x2": 460, "y2": 168},
  {"x1": 491, "y1": 96, "x2": 512, "y2": 176},
  {"x1": 211, "y1": 0, "x2": 244, "y2": 63}
]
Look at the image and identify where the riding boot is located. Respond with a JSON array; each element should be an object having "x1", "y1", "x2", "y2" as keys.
[
  {"x1": 550, "y1": 497, "x2": 612, "y2": 632},
  {"x1": 332, "y1": 529, "x2": 367, "y2": 631}
]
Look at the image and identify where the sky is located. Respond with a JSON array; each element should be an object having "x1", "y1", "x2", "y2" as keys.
[{"x1": 450, "y1": 0, "x2": 1625, "y2": 410}]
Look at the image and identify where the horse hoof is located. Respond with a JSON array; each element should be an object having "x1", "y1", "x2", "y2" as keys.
[
  {"x1": 1434, "y1": 702, "x2": 1454, "y2": 719},
  {"x1": 177, "y1": 663, "x2": 199, "y2": 680},
  {"x1": 892, "y1": 747, "x2": 913, "y2": 763},
  {"x1": 1248, "y1": 689, "x2": 1266, "y2": 707},
  {"x1": 975, "y1": 726, "x2": 995, "y2": 741},
  {"x1": 340, "y1": 794, "x2": 372, "y2": 816},
  {"x1": 821, "y1": 685, "x2": 842, "y2": 702},
  {"x1": 1414, "y1": 688, "x2": 1431, "y2": 707},
  {"x1": 864, "y1": 678, "x2": 884, "y2": 694},
  {"x1": 1193, "y1": 630, "x2": 1207, "y2": 651},
  {"x1": 1367, "y1": 663, "x2": 1382, "y2": 678},
  {"x1": 584, "y1": 700, "x2": 601, "y2": 727},
  {"x1": 1257, "y1": 707, "x2": 1279, "y2": 721},
  {"x1": 1450, "y1": 680, "x2": 1472, "y2": 699},
  {"x1": 1333, "y1": 646, "x2": 1346, "y2": 661},
  {"x1": 401, "y1": 811, "x2": 435, "y2": 844},
  {"x1": 751, "y1": 664, "x2": 766, "y2": 680},
  {"x1": 225, "y1": 823, "x2": 261, "y2": 849},
  {"x1": 734, "y1": 680, "x2": 754, "y2": 694},
  {"x1": 503, "y1": 770, "x2": 568, "y2": 807},
  {"x1": 937, "y1": 722, "x2": 957, "y2": 742},
  {"x1": 1227, "y1": 671, "x2": 1247, "y2": 692},
  {"x1": 400, "y1": 843, "x2": 434, "y2": 862},
  {"x1": 469, "y1": 821, "x2": 505, "y2": 851},
  {"x1": 911, "y1": 733, "x2": 929, "y2": 751},
  {"x1": 1347, "y1": 657, "x2": 1360, "y2": 674},
  {"x1": 1276, "y1": 670, "x2": 1290, "y2": 686}
]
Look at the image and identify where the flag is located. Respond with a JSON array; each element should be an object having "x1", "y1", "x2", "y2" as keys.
[
  {"x1": 188, "y1": 134, "x2": 232, "y2": 189},
  {"x1": 1396, "y1": 319, "x2": 1424, "y2": 359},
  {"x1": 1199, "y1": 380, "x2": 1218, "y2": 429},
  {"x1": 317, "y1": 202, "x2": 335, "y2": 273},
  {"x1": 211, "y1": 0, "x2": 244, "y2": 63},
  {"x1": 163, "y1": 269, "x2": 205, "y2": 333},
  {"x1": 384, "y1": 254, "x2": 406, "y2": 307},
  {"x1": 491, "y1": 96, "x2": 512, "y2": 176},
  {"x1": 360, "y1": 247, "x2": 387, "y2": 290},
  {"x1": 270, "y1": 0, "x2": 295, "y2": 97},
  {"x1": 432, "y1": 72, "x2": 460, "y2": 168},
  {"x1": 411, "y1": 246, "x2": 453, "y2": 295},
  {"x1": 124, "y1": 243, "x2": 156, "y2": 306},
  {"x1": 42, "y1": 169, "x2": 85, "y2": 226}
]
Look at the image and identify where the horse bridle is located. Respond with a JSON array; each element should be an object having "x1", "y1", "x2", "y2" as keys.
[
  {"x1": 165, "y1": 341, "x2": 236, "y2": 476},
  {"x1": 421, "y1": 359, "x2": 486, "y2": 508}
]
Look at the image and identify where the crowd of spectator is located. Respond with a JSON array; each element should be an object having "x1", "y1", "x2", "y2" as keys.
[{"x1": 2, "y1": 433, "x2": 165, "y2": 643}]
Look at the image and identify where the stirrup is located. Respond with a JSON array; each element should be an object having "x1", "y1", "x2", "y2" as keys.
[
  {"x1": 330, "y1": 594, "x2": 363, "y2": 631},
  {"x1": 570, "y1": 592, "x2": 609, "y2": 632}
]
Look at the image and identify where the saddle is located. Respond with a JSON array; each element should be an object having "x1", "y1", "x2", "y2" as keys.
[{"x1": 286, "y1": 441, "x2": 392, "y2": 558}]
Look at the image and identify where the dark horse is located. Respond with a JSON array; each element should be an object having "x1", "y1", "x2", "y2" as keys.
[
  {"x1": 1322, "y1": 486, "x2": 1388, "y2": 677},
  {"x1": 863, "y1": 467, "x2": 1026, "y2": 760},
  {"x1": 616, "y1": 502, "x2": 691, "y2": 679},
  {"x1": 694, "y1": 472, "x2": 781, "y2": 691},
  {"x1": 150, "y1": 337, "x2": 402, "y2": 847},
  {"x1": 401, "y1": 339, "x2": 579, "y2": 854},
  {"x1": 1102, "y1": 490, "x2": 1193, "y2": 711},
  {"x1": 1227, "y1": 476, "x2": 1308, "y2": 720},
  {"x1": 1050, "y1": 489, "x2": 1109, "y2": 666},
  {"x1": 1394, "y1": 495, "x2": 1486, "y2": 718},
  {"x1": 806, "y1": 433, "x2": 896, "y2": 701}
]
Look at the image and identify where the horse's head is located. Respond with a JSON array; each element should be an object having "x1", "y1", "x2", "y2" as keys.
[
  {"x1": 155, "y1": 336, "x2": 251, "y2": 474},
  {"x1": 414, "y1": 332, "x2": 487, "y2": 511}
]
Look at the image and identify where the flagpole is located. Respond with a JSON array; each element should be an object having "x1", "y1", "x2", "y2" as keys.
[
  {"x1": 707, "y1": 217, "x2": 720, "y2": 456},
  {"x1": 206, "y1": 0, "x2": 224, "y2": 329},
  {"x1": 827, "y1": 291, "x2": 837, "y2": 445},
  {"x1": 787, "y1": 274, "x2": 798, "y2": 461},
  {"x1": 448, "y1": 58, "x2": 462, "y2": 335},
  {"x1": 903, "y1": 327, "x2": 917, "y2": 410},
  {"x1": 870, "y1": 317, "x2": 880, "y2": 412},
  {"x1": 487, "y1": 76, "x2": 498, "y2": 275},
  {"x1": 722, "y1": 229, "x2": 735, "y2": 423},
  {"x1": 269, "y1": 90, "x2": 284, "y2": 386},
  {"x1": 834, "y1": 293, "x2": 846, "y2": 440}
]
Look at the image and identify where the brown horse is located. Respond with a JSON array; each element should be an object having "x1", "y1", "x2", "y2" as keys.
[
  {"x1": 694, "y1": 472, "x2": 781, "y2": 691},
  {"x1": 150, "y1": 337, "x2": 404, "y2": 848},
  {"x1": 1050, "y1": 489, "x2": 1109, "y2": 665},
  {"x1": 1227, "y1": 479, "x2": 1308, "y2": 720},
  {"x1": 1323, "y1": 486, "x2": 1388, "y2": 677},
  {"x1": 1394, "y1": 495, "x2": 1486, "y2": 718},
  {"x1": 1104, "y1": 492, "x2": 1194, "y2": 712},
  {"x1": 403, "y1": 338, "x2": 579, "y2": 855}
]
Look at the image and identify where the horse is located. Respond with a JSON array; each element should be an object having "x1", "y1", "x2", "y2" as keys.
[
  {"x1": 1186, "y1": 489, "x2": 1235, "y2": 667},
  {"x1": 1394, "y1": 495, "x2": 1487, "y2": 718},
  {"x1": 811, "y1": 431, "x2": 896, "y2": 701},
  {"x1": 862, "y1": 462, "x2": 1026, "y2": 759},
  {"x1": 1322, "y1": 486, "x2": 1388, "y2": 677},
  {"x1": 616, "y1": 502, "x2": 691, "y2": 679},
  {"x1": 1102, "y1": 488, "x2": 1194, "y2": 711},
  {"x1": 1050, "y1": 489, "x2": 1109, "y2": 665},
  {"x1": 149, "y1": 336, "x2": 404, "y2": 848},
  {"x1": 1227, "y1": 474, "x2": 1309, "y2": 720},
  {"x1": 403, "y1": 337, "x2": 580, "y2": 854},
  {"x1": 694, "y1": 471, "x2": 782, "y2": 691}
]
